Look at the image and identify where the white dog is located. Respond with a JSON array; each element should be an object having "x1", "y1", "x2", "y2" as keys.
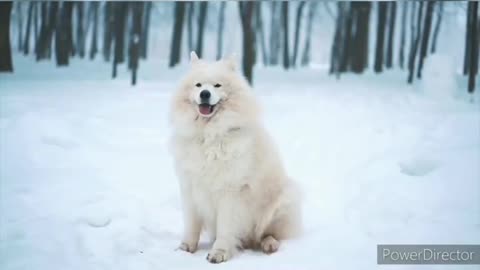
[{"x1": 169, "y1": 52, "x2": 301, "y2": 263}]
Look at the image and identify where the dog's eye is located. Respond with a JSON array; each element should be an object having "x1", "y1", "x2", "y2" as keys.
[
  {"x1": 195, "y1": 83, "x2": 202, "y2": 87},
  {"x1": 214, "y1": 83, "x2": 222, "y2": 88}
]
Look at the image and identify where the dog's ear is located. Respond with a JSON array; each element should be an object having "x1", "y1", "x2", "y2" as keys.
[
  {"x1": 190, "y1": 51, "x2": 199, "y2": 64},
  {"x1": 223, "y1": 53, "x2": 237, "y2": 71}
]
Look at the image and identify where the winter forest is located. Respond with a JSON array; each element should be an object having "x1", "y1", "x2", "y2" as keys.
[{"x1": 1, "y1": 1, "x2": 479, "y2": 270}]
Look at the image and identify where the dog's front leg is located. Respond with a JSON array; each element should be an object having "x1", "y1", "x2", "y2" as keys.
[
  {"x1": 207, "y1": 193, "x2": 250, "y2": 263},
  {"x1": 178, "y1": 196, "x2": 201, "y2": 253}
]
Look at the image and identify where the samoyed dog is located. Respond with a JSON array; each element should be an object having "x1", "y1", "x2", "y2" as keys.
[{"x1": 169, "y1": 52, "x2": 301, "y2": 263}]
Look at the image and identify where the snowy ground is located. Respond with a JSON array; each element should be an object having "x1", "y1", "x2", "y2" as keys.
[{"x1": 1, "y1": 55, "x2": 479, "y2": 270}]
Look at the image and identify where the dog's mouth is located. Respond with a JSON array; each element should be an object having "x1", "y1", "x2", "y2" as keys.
[{"x1": 197, "y1": 103, "x2": 217, "y2": 117}]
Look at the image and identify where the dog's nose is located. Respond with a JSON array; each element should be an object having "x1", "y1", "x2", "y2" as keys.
[{"x1": 200, "y1": 90, "x2": 211, "y2": 99}]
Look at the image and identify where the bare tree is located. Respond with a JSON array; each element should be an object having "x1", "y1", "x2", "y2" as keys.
[
  {"x1": 89, "y1": 2, "x2": 99, "y2": 60},
  {"x1": 269, "y1": 2, "x2": 280, "y2": 65},
  {"x1": 0, "y1": 1, "x2": 13, "y2": 72},
  {"x1": 196, "y1": 2, "x2": 208, "y2": 58},
  {"x1": 129, "y1": 2, "x2": 144, "y2": 85},
  {"x1": 301, "y1": 2, "x2": 317, "y2": 66},
  {"x1": 239, "y1": 2, "x2": 255, "y2": 84},
  {"x1": 416, "y1": 1, "x2": 435, "y2": 79},
  {"x1": 112, "y1": 2, "x2": 127, "y2": 77},
  {"x1": 291, "y1": 1, "x2": 306, "y2": 67},
  {"x1": 399, "y1": 1, "x2": 408, "y2": 69},
  {"x1": 467, "y1": 1, "x2": 479, "y2": 93},
  {"x1": 16, "y1": 2, "x2": 23, "y2": 52},
  {"x1": 103, "y1": 2, "x2": 115, "y2": 61},
  {"x1": 169, "y1": 2, "x2": 186, "y2": 67},
  {"x1": 216, "y1": 2, "x2": 226, "y2": 60},
  {"x1": 430, "y1": 1, "x2": 443, "y2": 54},
  {"x1": 140, "y1": 2, "x2": 152, "y2": 59},
  {"x1": 407, "y1": 1, "x2": 424, "y2": 83},
  {"x1": 255, "y1": 2, "x2": 268, "y2": 65},
  {"x1": 385, "y1": 1, "x2": 397, "y2": 69},
  {"x1": 56, "y1": 2, "x2": 74, "y2": 66},
  {"x1": 76, "y1": 2, "x2": 86, "y2": 58},
  {"x1": 374, "y1": 2, "x2": 388, "y2": 73},
  {"x1": 281, "y1": 1, "x2": 290, "y2": 69},
  {"x1": 23, "y1": 2, "x2": 34, "y2": 55}
]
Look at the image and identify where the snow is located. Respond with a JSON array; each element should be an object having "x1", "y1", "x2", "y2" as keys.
[{"x1": 1, "y1": 54, "x2": 479, "y2": 270}]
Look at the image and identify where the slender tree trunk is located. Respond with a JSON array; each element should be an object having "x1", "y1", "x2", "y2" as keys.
[
  {"x1": 239, "y1": 2, "x2": 255, "y2": 84},
  {"x1": 129, "y1": 2, "x2": 144, "y2": 86},
  {"x1": 0, "y1": 2, "x2": 13, "y2": 72},
  {"x1": 103, "y1": 2, "x2": 114, "y2": 61},
  {"x1": 140, "y1": 2, "x2": 151, "y2": 59},
  {"x1": 89, "y1": 2, "x2": 98, "y2": 60},
  {"x1": 385, "y1": 1, "x2": 396, "y2": 69},
  {"x1": 56, "y1": 2, "x2": 74, "y2": 66},
  {"x1": 281, "y1": 1, "x2": 290, "y2": 69},
  {"x1": 330, "y1": 2, "x2": 345, "y2": 75},
  {"x1": 301, "y1": 2, "x2": 316, "y2": 66},
  {"x1": 255, "y1": 2, "x2": 268, "y2": 65},
  {"x1": 430, "y1": 1, "x2": 443, "y2": 54},
  {"x1": 399, "y1": 1, "x2": 408, "y2": 69},
  {"x1": 187, "y1": 2, "x2": 194, "y2": 53},
  {"x1": 216, "y1": 1, "x2": 226, "y2": 60},
  {"x1": 196, "y1": 2, "x2": 208, "y2": 58},
  {"x1": 416, "y1": 0, "x2": 435, "y2": 79},
  {"x1": 463, "y1": 2, "x2": 473, "y2": 75},
  {"x1": 16, "y1": 2, "x2": 23, "y2": 52},
  {"x1": 169, "y1": 2, "x2": 186, "y2": 67},
  {"x1": 23, "y1": 2, "x2": 34, "y2": 55},
  {"x1": 374, "y1": 2, "x2": 388, "y2": 73},
  {"x1": 291, "y1": 1, "x2": 306, "y2": 67},
  {"x1": 76, "y1": 2, "x2": 85, "y2": 58},
  {"x1": 468, "y1": 1, "x2": 479, "y2": 93},
  {"x1": 112, "y1": 2, "x2": 127, "y2": 78},
  {"x1": 351, "y1": 2, "x2": 371, "y2": 73},
  {"x1": 407, "y1": 2, "x2": 423, "y2": 83},
  {"x1": 339, "y1": 4, "x2": 353, "y2": 73},
  {"x1": 269, "y1": 2, "x2": 280, "y2": 65},
  {"x1": 36, "y1": 2, "x2": 58, "y2": 61},
  {"x1": 33, "y1": 2, "x2": 38, "y2": 53}
]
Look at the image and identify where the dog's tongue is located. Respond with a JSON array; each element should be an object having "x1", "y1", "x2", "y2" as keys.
[{"x1": 199, "y1": 104, "x2": 211, "y2": 115}]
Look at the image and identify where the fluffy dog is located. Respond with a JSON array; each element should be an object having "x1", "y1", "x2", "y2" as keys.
[{"x1": 169, "y1": 52, "x2": 301, "y2": 263}]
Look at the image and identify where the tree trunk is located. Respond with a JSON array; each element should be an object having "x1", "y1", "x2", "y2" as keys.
[
  {"x1": 350, "y1": 2, "x2": 371, "y2": 73},
  {"x1": 407, "y1": 2, "x2": 423, "y2": 83},
  {"x1": 76, "y1": 2, "x2": 85, "y2": 58},
  {"x1": 281, "y1": 1, "x2": 290, "y2": 69},
  {"x1": 196, "y1": 2, "x2": 208, "y2": 58},
  {"x1": 187, "y1": 2, "x2": 194, "y2": 53},
  {"x1": 430, "y1": 1, "x2": 443, "y2": 54},
  {"x1": 216, "y1": 1, "x2": 226, "y2": 60},
  {"x1": 255, "y1": 2, "x2": 268, "y2": 65},
  {"x1": 301, "y1": 2, "x2": 316, "y2": 66},
  {"x1": 269, "y1": 2, "x2": 280, "y2": 65},
  {"x1": 399, "y1": 1, "x2": 408, "y2": 69},
  {"x1": 339, "y1": 4, "x2": 353, "y2": 73},
  {"x1": 103, "y1": 2, "x2": 114, "y2": 61},
  {"x1": 416, "y1": 0, "x2": 434, "y2": 79},
  {"x1": 468, "y1": 1, "x2": 479, "y2": 93},
  {"x1": 56, "y1": 2, "x2": 74, "y2": 66},
  {"x1": 23, "y1": 2, "x2": 34, "y2": 55},
  {"x1": 16, "y1": 2, "x2": 23, "y2": 52},
  {"x1": 36, "y1": 2, "x2": 58, "y2": 61},
  {"x1": 129, "y1": 2, "x2": 144, "y2": 86},
  {"x1": 291, "y1": 1, "x2": 306, "y2": 67},
  {"x1": 330, "y1": 2, "x2": 345, "y2": 75},
  {"x1": 112, "y1": 2, "x2": 127, "y2": 78},
  {"x1": 374, "y1": 2, "x2": 388, "y2": 73},
  {"x1": 140, "y1": 2, "x2": 152, "y2": 59},
  {"x1": 385, "y1": 1, "x2": 396, "y2": 69},
  {"x1": 169, "y1": 2, "x2": 186, "y2": 67},
  {"x1": 463, "y1": 2, "x2": 473, "y2": 75},
  {"x1": 89, "y1": 2, "x2": 99, "y2": 60},
  {"x1": 0, "y1": 2, "x2": 13, "y2": 72},
  {"x1": 239, "y1": 2, "x2": 255, "y2": 84}
]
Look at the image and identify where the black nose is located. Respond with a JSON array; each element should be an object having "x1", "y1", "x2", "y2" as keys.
[{"x1": 200, "y1": 90, "x2": 211, "y2": 99}]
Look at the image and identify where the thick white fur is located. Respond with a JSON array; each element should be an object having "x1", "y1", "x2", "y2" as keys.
[{"x1": 169, "y1": 52, "x2": 301, "y2": 263}]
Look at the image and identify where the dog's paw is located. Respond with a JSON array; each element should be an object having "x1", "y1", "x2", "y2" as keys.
[
  {"x1": 177, "y1": 242, "x2": 197, "y2": 253},
  {"x1": 261, "y1": 236, "x2": 279, "y2": 254},
  {"x1": 206, "y1": 248, "x2": 229, "y2": 263}
]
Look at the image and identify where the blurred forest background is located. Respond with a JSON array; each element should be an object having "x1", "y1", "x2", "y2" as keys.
[{"x1": 0, "y1": 1, "x2": 478, "y2": 92}]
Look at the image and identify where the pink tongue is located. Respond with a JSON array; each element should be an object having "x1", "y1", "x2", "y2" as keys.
[{"x1": 199, "y1": 105, "x2": 211, "y2": 115}]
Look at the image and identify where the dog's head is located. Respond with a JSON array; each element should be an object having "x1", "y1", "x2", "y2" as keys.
[{"x1": 170, "y1": 52, "x2": 259, "y2": 135}]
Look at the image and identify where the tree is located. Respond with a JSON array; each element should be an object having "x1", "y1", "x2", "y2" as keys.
[
  {"x1": 281, "y1": 1, "x2": 290, "y2": 69},
  {"x1": 291, "y1": 1, "x2": 306, "y2": 67},
  {"x1": 374, "y1": 2, "x2": 388, "y2": 73},
  {"x1": 416, "y1": 0, "x2": 435, "y2": 79},
  {"x1": 56, "y1": 2, "x2": 74, "y2": 66},
  {"x1": 36, "y1": 2, "x2": 59, "y2": 61},
  {"x1": 255, "y1": 2, "x2": 268, "y2": 65},
  {"x1": 186, "y1": 2, "x2": 195, "y2": 53},
  {"x1": 467, "y1": 1, "x2": 479, "y2": 93},
  {"x1": 0, "y1": 1, "x2": 13, "y2": 72},
  {"x1": 112, "y1": 2, "x2": 127, "y2": 78},
  {"x1": 16, "y1": 2, "x2": 23, "y2": 52},
  {"x1": 89, "y1": 2, "x2": 99, "y2": 60},
  {"x1": 398, "y1": 2, "x2": 408, "y2": 69},
  {"x1": 239, "y1": 2, "x2": 255, "y2": 84},
  {"x1": 76, "y1": 2, "x2": 86, "y2": 58},
  {"x1": 129, "y1": 2, "x2": 144, "y2": 86},
  {"x1": 196, "y1": 2, "x2": 208, "y2": 58},
  {"x1": 23, "y1": 2, "x2": 34, "y2": 55},
  {"x1": 169, "y1": 2, "x2": 186, "y2": 67},
  {"x1": 407, "y1": 1, "x2": 424, "y2": 83},
  {"x1": 216, "y1": 2, "x2": 226, "y2": 60},
  {"x1": 301, "y1": 2, "x2": 317, "y2": 66},
  {"x1": 103, "y1": 2, "x2": 115, "y2": 61},
  {"x1": 140, "y1": 2, "x2": 152, "y2": 59},
  {"x1": 269, "y1": 2, "x2": 281, "y2": 65},
  {"x1": 385, "y1": 1, "x2": 397, "y2": 69},
  {"x1": 350, "y1": 2, "x2": 371, "y2": 73},
  {"x1": 430, "y1": 1, "x2": 443, "y2": 54}
]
